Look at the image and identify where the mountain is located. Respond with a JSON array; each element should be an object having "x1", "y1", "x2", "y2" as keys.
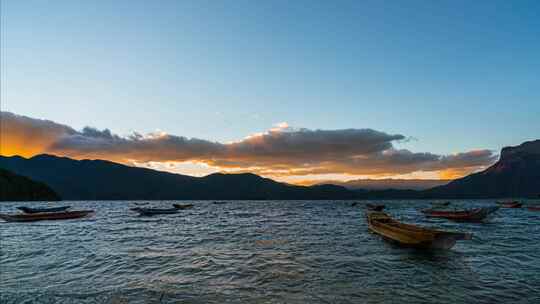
[
  {"x1": 1, "y1": 139, "x2": 538, "y2": 200},
  {"x1": 425, "y1": 140, "x2": 540, "y2": 198},
  {"x1": 0, "y1": 168, "x2": 60, "y2": 201},
  {"x1": 314, "y1": 178, "x2": 451, "y2": 190},
  {"x1": 0, "y1": 154, "x2": 356, "y2": 200}
]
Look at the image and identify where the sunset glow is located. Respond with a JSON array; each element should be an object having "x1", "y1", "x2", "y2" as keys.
[{"x1": 1, "y1": 112, "x2": 496, "y2": 184}]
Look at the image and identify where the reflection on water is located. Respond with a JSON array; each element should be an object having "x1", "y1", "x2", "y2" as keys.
[{"x1": 1, "y1": 200, "x2": 540, "y2": 303}]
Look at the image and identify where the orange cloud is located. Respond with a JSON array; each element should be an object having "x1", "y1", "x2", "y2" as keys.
[
  {"x1": 0, "y1": 112, "x2": 75, "y2": 157},
  {"x1": 0, "y1": 111, "x2": 498, "y2": 180}
]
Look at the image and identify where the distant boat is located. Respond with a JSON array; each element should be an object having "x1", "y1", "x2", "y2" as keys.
[
  {"x1": 421, "y1": 206, "x2": 499, "y2": 222},
  {"x1": 133, "y1": 202, "x2": 149, "y2": 206},
  {"x1": 173, "y1": 203, "x2": 194, "y2": 209},
  {"x1": 527, "y1": 206, "x2": 540, "y2": 211},
  {"x1": 0, "y1": 210, "x2": 94, "y2": 222},
  {"x1": 497, "y1": 201, "x2": 523, "y2": 208},
  {"x1": 213, "y1": 201, "x2": 228, "y2": 205},
  {"x1": 366, "y1": 203, "x2": 385, "y2": 211},
  {"x1": 16, "y1": 206, "x2": 71, "y2": 214},
  {"x1": 131, "y1": 207, "x2": 180, "y2": 216},
  {"x1": 366, "y1": 212, "x2": 472, "y2": 250},
  {"x1": 351, "y1": 202, "x2": 358, "y2": 207}
]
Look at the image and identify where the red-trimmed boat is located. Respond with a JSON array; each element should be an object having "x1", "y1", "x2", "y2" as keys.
[
  {"x1": 421, "y1": 206, "x2": 499, "y2": 222},
  {"x1": 497, "y1": 201, "x2": 523, "y2": 208},
  {"x1": 0, "y1": 210, "x2": 94, "y2": 222}
]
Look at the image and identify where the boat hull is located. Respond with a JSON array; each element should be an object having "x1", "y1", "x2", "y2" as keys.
[
  {"x1": 0, "y1": 210, "x2": 94, "y2": 222},
  {"x1": 17, "y1": 206, "x2": 71, "y2": 214},
  {"x1": 497, "y1": 201, "x2": 523, "y2": 208},
  {"x1": 422, "y1": 206, "x2": 499, "y2": 222},
  {"x1": 131, "y1": 208, "x2": 180, "y2": 215},
  {"x1": 367, "y1": 212, "x2": 472, "y2": 250},
  {"x1": 173, "y1": 204, "x2": 194, "y2": 210}
]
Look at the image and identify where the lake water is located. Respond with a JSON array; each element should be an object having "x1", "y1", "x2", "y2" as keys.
[{"x1": 1, "y1": 200, "x2": 539, "y2": 303}]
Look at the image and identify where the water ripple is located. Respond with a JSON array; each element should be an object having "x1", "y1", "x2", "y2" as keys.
[{"x1": 1, "y1": 200, "x2": 540, "y2": 303}]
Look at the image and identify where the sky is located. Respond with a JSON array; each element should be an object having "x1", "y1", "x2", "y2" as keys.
[{"x1": 1, "y1": 1, "x2": 539, "y2": 183}]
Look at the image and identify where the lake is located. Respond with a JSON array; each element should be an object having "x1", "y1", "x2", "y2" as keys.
[{"x1": 1, "y1": 200, "x2": 539, "y2": 303}]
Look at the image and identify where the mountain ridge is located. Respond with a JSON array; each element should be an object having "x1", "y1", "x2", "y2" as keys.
[
  {"x1": 0, "y1": 139, "x2": 538, "y2": 200},
  {"x1": 0, "y1": 154, "x2": 356, "y2": 200},
  {"x1": 424, "y1": 140, "x2": 540, "y2": 198}
]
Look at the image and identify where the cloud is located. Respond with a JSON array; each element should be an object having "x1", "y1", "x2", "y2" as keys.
[
  {"x1": 50, "y1": 126, "x2": 224, "y2": 162},
  {"x1": 0, "y1": 112, "x2": 76, "y2": 157},
  {"x1": 0, "y1": 111, "x2": 498, "y2": 178}
]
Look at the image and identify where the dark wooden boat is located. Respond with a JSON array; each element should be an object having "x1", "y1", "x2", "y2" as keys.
[
  {"x1": 421, "y1": 206, "x2": 499, "y2": 222},
  {"x1": 497, "y1": 201, "x2": 522, "y2": 208},
  {"x1": 366, "y1": 212, "x2": 472, "y2": 250},
  {"x1": 366, "y1": 203, "x2": 385, "y2": 211},
  {"x1": 351, "y1": 202, "x2": 358, "y2": 207},
  {"x1": 131, "y1": 207, "x2": 180, "y2": 216},
  {"x1": 0, "y1": 210, "x2": 94, "y2": 222},
  {"x1": 213, "y1": 201, "x2": 228, "y2": 205},
  {"x1": 173, "y1": 203, "x2": 194, "y2": 209},
  {"x1": 17, "y1": 206, "x2": 71, "y2": 214},
  {"x1": 133, "y1": 202, "x2": 149, "y2": 206}
]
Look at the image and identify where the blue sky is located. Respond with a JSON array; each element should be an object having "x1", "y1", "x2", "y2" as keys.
[{"x1": 2, "y1": 0, "x2": 539, "y2": 161}]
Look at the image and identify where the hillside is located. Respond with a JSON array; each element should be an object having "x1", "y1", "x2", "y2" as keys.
[
  {"x1": 1, "y1": 139, "x2": 538, "y2": 200},
  {"x1": 0, "y1": 168, "x2": 61, "y2": 201},
  {"x1": 425, "y1": 140, "x2": 540, "y2": 198},
  {"x1": 0, "y1": 154, "x2": 355, "y2": 200}
]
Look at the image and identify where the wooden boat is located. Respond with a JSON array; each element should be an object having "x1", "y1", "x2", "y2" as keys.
[
  {"x1": 173, "y1": 203, "x2": 194, "y2": 209},
  {"x1": 0, "y1": 210, "x2": 94, "y2": 222},
  {"x1": 421, "y1": 206, "x2": 499, "y2": 222},
  {"x1": 17, "y1": 206, "x2": 71, "y2": 214},
  {"x1": 133, "y1": 202, "x2": 149, "y2": 206},
  {"x1": 527, "y1": 206, "x2": 540, "y2": 211},
  {"x1": 366, "y1": 203, "x2": 385, "y2": 211},
  {"x1": 131, "y1": 207, "x2": 180, "y2": 216},
  {"x1": 213, "y1": 201, "x2": 228, "y2": 205},
  {"x1": 366, "y1": 212, "x2": 472, "y2": 250},
  {"x1": 497, "y1": 201, "x2": 522, "y2": 208},
  {"x1": 351, "y1": 202, "x2": 358, "y2": 207}
]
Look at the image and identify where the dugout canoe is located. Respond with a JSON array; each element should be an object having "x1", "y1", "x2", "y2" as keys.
[
  {"x1": 17, "y1": 206, "x2": 71, "y2": 214},
  {"x1": 421, "y1": 206, "x2": 499, "y2": 222},
  {"x1": 0, "y1": 210, "x2": 94, "y2": 222},
  {"x1": 366, "y1": 212, "x2": 472, "y2": 250}
]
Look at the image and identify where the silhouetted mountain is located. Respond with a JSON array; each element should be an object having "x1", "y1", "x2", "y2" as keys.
[
  {"x1": 1, "y1": 140, "x2": 537, "y2": 200},
  {"x1": 424, "y1": 140, "x2": 540, "y2": 198},
  {"x1": 0, "y1": 154, "x2": 355, "y2": 200},
  {"x1": 313, "y1": 178, "x2": 451, "y2": 190},
  {"x1": 0, "y1": 168, "x2": 60, "y2": 201}
]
